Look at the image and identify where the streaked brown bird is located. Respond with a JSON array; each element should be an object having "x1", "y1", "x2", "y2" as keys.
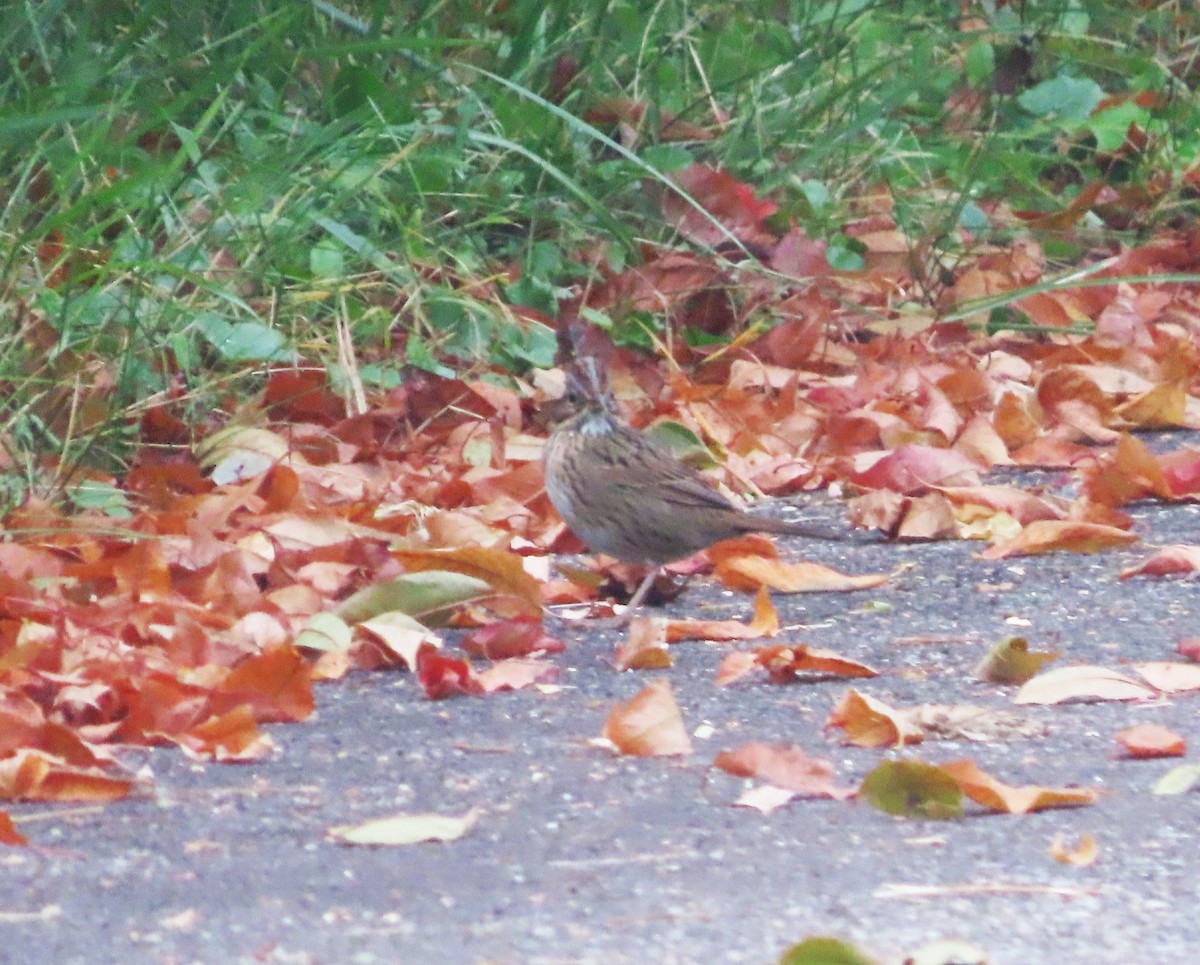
[{"x1": 542, "y1": 360, "x2": 845, "y2": 618}]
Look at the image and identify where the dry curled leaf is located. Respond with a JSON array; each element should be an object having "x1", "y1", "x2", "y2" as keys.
[
  {"x1": 1014, "y1": 666, "x2": 1155, "y2": 705},
  {"x1": 600, "y1": 680, "x2": 692, "y2": 757}
]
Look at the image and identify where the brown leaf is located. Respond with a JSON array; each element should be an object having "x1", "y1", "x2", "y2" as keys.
[
  {"x1": 713, "y1": 743, "x2": 850, "y2": 798},
  {"x1": 475, "y1": 657, "x2": 558, "y2": 693},
  {"x1": 601, "y1": 680, "x2": 692, "y2": 757},
  {"x1": 460, "y1": 618, "x2": 565, "y2": 660}
]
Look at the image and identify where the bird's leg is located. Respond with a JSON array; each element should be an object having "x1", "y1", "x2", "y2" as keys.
[
  {"x1": 542, "y1": 564, "x2": 663, "y2": 628},
  {"x1": 622, "y1": 565, "x2": 662, "y2": 614}
]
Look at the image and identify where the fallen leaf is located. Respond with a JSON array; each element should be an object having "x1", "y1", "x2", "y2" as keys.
[
  {"x1": 460, "y1": 618, "x2": 565, "y2": 659},
  {"x1": 475, "y1": 657, "x2": 558, "y2": 693},
  {"x1": 974, "y1": 636, "x2": 1058, "y2": 685},
  {"x1": 1119, "y1": 545, "x2": 1200, "y2": 579},
  {"x1": 392, "y1": 546, "x2": 543, "y2": 616},
  {"x1": 359, "y1": 613, "x2": 443, "y2": 670},
  {"x1": 1049, "y1": 833, "x2": 1098, "y2": 867},
  {"x1": 329, "y1": 808, "x2": 480, "y2": 845},
  {"x1": 980, "y1": 520, "x2": 1139, "y2": 559},
  {"x1": 939, "y1": 759, "x2": 1101, "y2": 813},
  {"x1": 714, "y1": 651, "x2": 758, "y2": 686},
  {"x1": 778, "y1": 936, "x2": 878, "y2": 965},
  {"x1": 713, "y1": 743, "x2": 850, "y2": 798},
  {"x1": 858, "y1": 759, "x2": 963, "y2": 820},
  {"x1": 615, "y1": 618, "x2": 672, "y2": 671},
  {"x1": 337, "y1": 571, "x2": 493, "y2": 623},
  {"x1": 1134, "y1": 661, "x2": 1200, "y2": 693},
  {"x1": 733, "y1": 785, "x2": 797, "y2": 814},
  {"x1": 663, "y1": 587, "x2": 780, "y2": 642},
  {"x1": 759, "y1": 645, "x2": 879, "y2": 683},
  {"x1": 715, "y1": 555, "x2": 890, "y2": 594},
  {"x1": 826, "y1": 690, "x2": 923, "y2": 748},
  {"x1": 0, "y1": 812, "x2": 27, "y2": 846},
  {"x1": 416, "y1": 648, "x2": 484, "y2": 700},
  {"x1": 1014, "y1": 665, "x2": 1155, "y2": 705},
  {"x1": 1153, "y1": 763, "x2": 1200, "y2": 795},
  {"x1": 0, "y1": 750, "x2": 134, "y2": 802},
  {"x1": 601, "y1": 680, "x2": 693, "y2": 757},
  {"x1": 1115, "y1": 723, "x2": 1185, "y2": 759}
]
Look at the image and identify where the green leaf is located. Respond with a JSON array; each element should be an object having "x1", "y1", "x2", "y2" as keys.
[
  {"x1": 641, "y1": 144, "x2": 693, "y2": 173},
  {"x1": 957, "y1": 202, "x2": 990, "y2": 232},
  {"x1": 335, "y1": 571, "x2": 492, "y2": 624},
  {"x1": 195, "y1": 314, "x2": 292, "y2": 362},
  {"x1": 309, "y1": 237, "x2": 346, "y2": 279},
  {"x1": 826, "y1": 236, "x2": 865, "y2": 272},
  {"x1": 859, "y1": 760, "x2": 963, "y2": 820},
  {"x1": 779, "y1": 937, "x2": 877, "y2": 965},
  {"x1": 1087, "y1": 101, "x2": 1150, "y2": 153},
  {"x1": 644, "y1": 420, "x2": 719, "y2": 470},
  {"x1": 67, "y1": 481, "x2": 132, "y2": 518},
  {"x1": 1153, "y1": 763, "x2": 1200, "y2": 796},
  {"x1": 1018, "y1": 74, "x2": 1104, "y2": 124},
  {"x1": 294, "y1": 613, "x2": 353, "y2": 653},
  {"x1": 965, "y1": 40, "x2": 994, "y2": 87}
]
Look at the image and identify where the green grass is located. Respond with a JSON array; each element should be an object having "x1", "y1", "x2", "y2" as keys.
[{"x1": 2, "y1": 0, "x2": 1199, "y2": 508}]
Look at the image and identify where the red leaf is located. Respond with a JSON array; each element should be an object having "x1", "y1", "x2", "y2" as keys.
[{"x1": 416, "y1": 648, "x2": 483, "y2": 700}]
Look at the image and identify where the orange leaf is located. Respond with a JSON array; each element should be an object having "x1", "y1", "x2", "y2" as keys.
[
  {"x1": 0, "y1": 812, "x2": 27, "y2": 846},
  {"x1": 662, "y1": 588, "x2": 779, "y2": 642},
  {"x1": 177, "y1": 705, "x2": 275, "y2": 762},
  {"x1": 615, "y1": 618, "x2": 672, "y2": 671},
  {"x1": 212, "y1": 645, "x2": 314, "y2": 723},
  {"x1": 601, "y1": 680, "x2": 692, "y2": 757},
  {"x1": 1115, "y1": 723, "x2": 1186, "y2": 759},
  {"x1": 756, "y1": 645, "x2": 879, "y2": 683},
  {"x1": 715, "y1": 555, "x2": 890, "y2": 594},
  {"x1": 826, "y1": 689, "x2": 923, "y2": 747},
  {"x1": 1049, "y1": 833, "x2": 1098, "y2": 867},
  {"x1": 939, "y1": 759, "x2": 1101, "y2": 814},
  {"x1": 980, "y1": 520, "x2": 1138, "y2": 559},
  {"x1": 0, "y1": 750, "x2": 133, "y2": 802},
  {"x1": 714, "y1": 651, "x2": 758, "y2": 686}
]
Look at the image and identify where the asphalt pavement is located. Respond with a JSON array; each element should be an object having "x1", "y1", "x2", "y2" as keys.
[{"x1": 5, "y1": 474, "x2": 1200, "y2": 965}]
